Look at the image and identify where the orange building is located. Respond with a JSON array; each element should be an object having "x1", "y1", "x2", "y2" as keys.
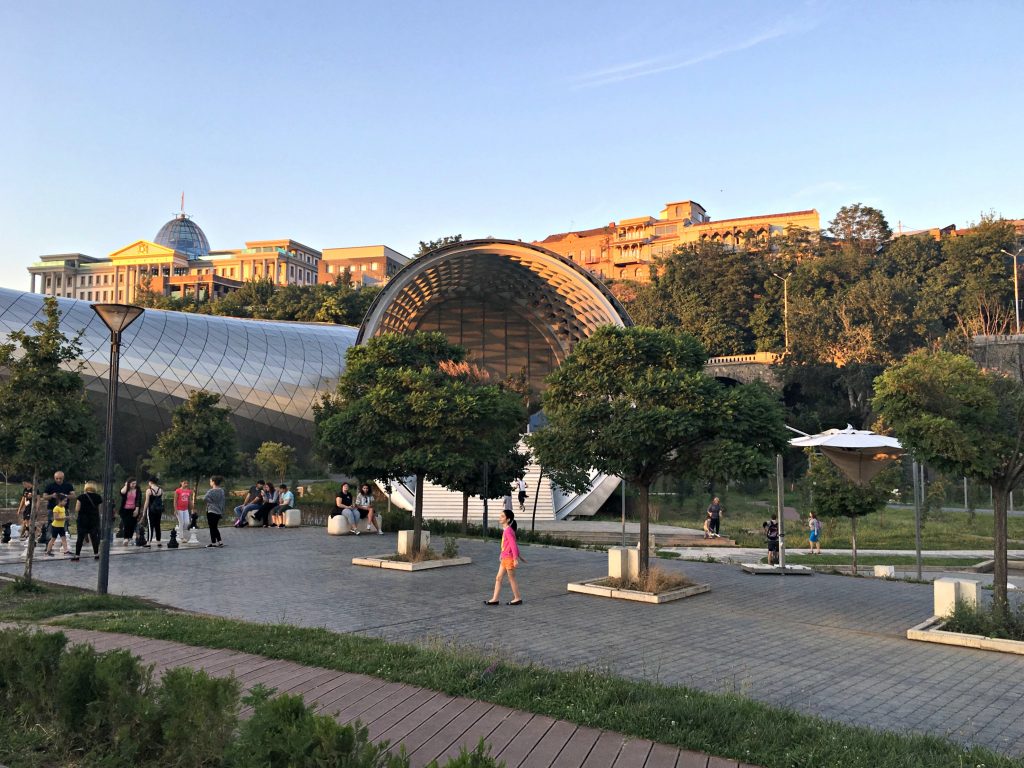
[
  {"x1": 534, "y1": 200, "x2": 820, "y2": 281},
  {"x1": 320, "y1": 245, "x2": 409, "y2": 286}
]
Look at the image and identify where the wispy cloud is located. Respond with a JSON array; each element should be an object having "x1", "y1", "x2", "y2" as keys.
[{"x1": 570, "y1": 17, "x2": 816, "y2": 89}]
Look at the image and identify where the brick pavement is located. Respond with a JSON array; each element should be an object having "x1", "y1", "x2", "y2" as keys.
[{"x1": 3, "y1": 526, "x2": 1022, "y2": 756}]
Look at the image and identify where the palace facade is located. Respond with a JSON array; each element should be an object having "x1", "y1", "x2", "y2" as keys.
[{"x1": 533, "y1": 200, "x2": 820, "y2": 281}]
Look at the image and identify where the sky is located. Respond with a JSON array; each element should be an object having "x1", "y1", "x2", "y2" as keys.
[{"x1": 1, "y1": 0, "x2": 1023, "y2": 290}]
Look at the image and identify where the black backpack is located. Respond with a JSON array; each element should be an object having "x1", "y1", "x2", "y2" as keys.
[{"x1": 149, "y1": 491, "x2": 164, "y2": 513}]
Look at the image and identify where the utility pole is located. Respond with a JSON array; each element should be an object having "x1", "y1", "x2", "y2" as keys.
[
  {"x1": 771, "y1": 272, "x2": 790, "y2": 353},
  {"x1": 999, "y1": 248, "x2": 1024, "y2": 334}
]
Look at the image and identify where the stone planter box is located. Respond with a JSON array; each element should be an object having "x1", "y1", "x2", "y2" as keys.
[
  {"x1": 352, "y1": 554, "x2": 472, "y2": 572},
  {"x1": 567, "y1": 578, "x2": 710, "y2": 604},
  {"x1": 740, "y1": 563, "x2": 814, "y2": 575},
  {"x1": 906, "y1": 617, "x2": 1024, "y2": 656}
]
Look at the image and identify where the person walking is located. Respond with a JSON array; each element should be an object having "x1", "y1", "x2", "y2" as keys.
[
  {"x1": 118, "y1": 478, "x2": 142, "y2": 546},
  {"x1": 204, "y1": 476, "x2": 226, "y2": 548},
  {"x1": 42, "y1": 471, "x2": 75, "y2": 547},
  {"x1": 706, "y1": 497, "x2": 723, "y2": 538},
  {"x1": 71, "y1": 482, "x2": 103, "y2": 561},
  {"x1": 484, "y1": 509, "x2": 524, "y2": 606},
  {"x1": 16, "y1": 480, "x2": 33, "y2": 541},
  {"x1": 173, "y1": 480, "x2": 194, "y2": 539},
  {"x1": 808, "y1": 510, "x2": 822, "y2": 555},
  {"x1": 141, "y1": 478, "x2": 165, "y2": 547},
  {"x1": 515, "y1": 477, "x2": 527, "y2": 513}
]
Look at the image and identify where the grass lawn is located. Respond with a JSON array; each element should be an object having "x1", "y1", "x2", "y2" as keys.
[
  {"x1": 625, "y1": 491, "x2": 1024, "y2": 550},
  {"x1": 2, "y1": 580, "x2": 1020, "y2": 768},
  {"x1": 777, "y1": 554, "x2": 985, "y2": 567}
]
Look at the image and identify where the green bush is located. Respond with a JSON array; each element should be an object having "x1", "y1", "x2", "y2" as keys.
[
  {"x1": 225, "y1": 686, "x2": 407, "y2": 768},
  {"x1": 154, "y1": 666, "x2": 239, "y2": 767},
  {"x1": 0, "y1": 628, "x2": 65, "y2": 716},
  {"x1": 944, "y1": 599, "x2": 1024, "y2": 641},
  {"x1": 443, "y1": 536, "x2": 460, "y2": 558},
  {"x1": 429, "y1": 741, "x2": 504, "y2": 768}
]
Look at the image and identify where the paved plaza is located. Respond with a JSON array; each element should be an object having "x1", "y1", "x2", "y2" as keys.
[{"x1": 3, "y1": 527, "x2": 1023, "y2": 757}]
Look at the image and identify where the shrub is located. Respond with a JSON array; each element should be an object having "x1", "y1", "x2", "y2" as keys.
[
  {"x1": 0, "y1": 628, "x2": 65, "y2": 717},
  {"x1": 598, "y1": 568, "x2": 695, "y2": 593},
  {"x1": 428, "y1": 740, "x2": 504, "y2": 767},
  {"x1": 944, "y1": 599, "x2": 1024, "y2": 641},
  {"x1": 153, "y1": 666, "x2": 240, "y2": 767},
  {"x1": 225, "y1": 686, "x2": 407, "y2": 768},
  {"x1": 443, "y1": 537, "x2": 460, "y2": 558}
]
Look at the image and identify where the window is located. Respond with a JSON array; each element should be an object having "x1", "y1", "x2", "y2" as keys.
[
  {"x1": 79, "y1": 276, "x2": 85, "y2": 286},
  {"x1": 371, "y1": 262, "x2": 378, "y2": 271},
  {"x1": 87, "y1": 291, "x2": 93, "y2": 300},
  {"x1": 306, "y1": 270, "x2": 311, "y2": 282}
]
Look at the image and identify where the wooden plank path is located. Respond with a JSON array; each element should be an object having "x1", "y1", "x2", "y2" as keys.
[{"x1": 27, "y1": 625, "x2": 762, "y2": 768}]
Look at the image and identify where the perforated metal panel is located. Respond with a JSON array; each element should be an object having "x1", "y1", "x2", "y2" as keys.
[{"x1": 357, "y1": 240, "x2": 631, "y2": 389}]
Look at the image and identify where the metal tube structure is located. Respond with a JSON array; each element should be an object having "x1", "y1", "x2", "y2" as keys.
[
  {"x1": 772, "y1": 273, "x2": 791, "y2": 353},
  {"x1": 97, "y1": 330, "x2": 121, "y2": 595},
  {"x1": 621, "y1": 478, "x2": 626, "y2": 547},
  {"x1": 917, "y1": 460, "x2": 925, "y2": 581},
  {"x1": 776, "y1": 453, "x2": 785, "y2": 573}
]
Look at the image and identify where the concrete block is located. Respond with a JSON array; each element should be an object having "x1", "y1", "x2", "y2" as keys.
[
  {"x1": 397, "y1": 530, "x2": 429, "y2": 555},
  {"x1": 284, "y1": 509, "x2": 301, "y2": 528},
  {"x1": 327, "y1": 515, "x2": 347, "y2": 535},
  {"x1": 608, "y1": 546, "x2": 639, "y2": 580},
  {"x1": 873, "y1": 565, "x2": 896, "y2": 578},
  {"x1": 246, "y1": 510, "x2": 258, "y2": 527},
  {"x1": 933, "y1": 577, "x2": 961, "y2": 617},
  {"x1": 957, "y1": 579, "x2": 980, "y2": 608}
]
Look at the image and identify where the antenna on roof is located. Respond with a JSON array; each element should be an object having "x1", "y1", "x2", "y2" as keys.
[{"x1": 181, "y1": 192, "x2": 185, "y2": 215}]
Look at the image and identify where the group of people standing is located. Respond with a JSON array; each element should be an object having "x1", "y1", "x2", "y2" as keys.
[{"x1": 13, "y1": 471, "x2": 229, "y2": 555}]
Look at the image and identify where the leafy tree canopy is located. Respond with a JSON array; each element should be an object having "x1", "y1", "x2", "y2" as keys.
[
  {"x1": 148, "y1": 390, "x2": 238, "y2": 485},
  {"x1": 254, "y1": 441, "x2": 296, "y2": 481},
  {"x1": 415, "y1": 234, "x2": 463, "y2": 258},
  {"x1": 873, "y1": 350, "x2": 1021, "y2": 608}
]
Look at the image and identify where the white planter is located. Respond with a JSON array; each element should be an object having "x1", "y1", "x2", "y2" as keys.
[
  {"x1": 567, "y1": 578, "x2": 711, "y2": 604},
  {"x1": 284, "y1": 509, "x2": 301, "y2": 528},
  {"x1": 352, "y1": 554, "x2": 472, "y2": 572},
  {"x1": 397, "y1": 530, "x2": 429, "y2": 555},
  {"x1": 907, "y1": 617, "x2": 1024, "y2": 656}
]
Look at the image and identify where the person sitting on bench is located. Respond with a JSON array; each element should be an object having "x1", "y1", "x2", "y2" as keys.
[
  {"x1": 270, "y1": 484, "x2": 294, "y2": 527},
  {"x1": 252, "y1": 483, "x2": 279, "y2": 528},
  {"x1": 355, "y1": 483, "x2": 381, "y2": 535},
  {"x1": 333, "y1": 482, "x2": 360, "y2": 533}
]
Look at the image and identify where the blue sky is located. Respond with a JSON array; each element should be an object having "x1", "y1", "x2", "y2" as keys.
[{"x1": 2, "y1": 0, "x2": 1022, "y2": 289}]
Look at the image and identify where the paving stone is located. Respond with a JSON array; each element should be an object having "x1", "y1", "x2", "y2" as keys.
[{"x1": 7, "y1": 527, "x2": 1022, "y2": 756}]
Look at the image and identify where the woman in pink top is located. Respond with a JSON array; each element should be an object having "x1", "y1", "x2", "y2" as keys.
[{"x1": 485, "y1": 510, "x2": 524, "y2": 606}]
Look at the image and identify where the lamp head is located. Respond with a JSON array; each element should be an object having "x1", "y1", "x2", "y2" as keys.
[{"x1": 91, "y1": 303, "x2": 144, "y2": 334}]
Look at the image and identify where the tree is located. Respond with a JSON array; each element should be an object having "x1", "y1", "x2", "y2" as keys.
[
  {"x1": 873, "y1": 350, "x2": 1023, "y2": 611},
  {"x1": 0, "y1": 298, "x2": 99, "y2": 582},
  {"x1": 315, "y1": 332, "x2": 516, "y2": 552},
  {"x1": 527, "y1": 326, "x2": 786, "y2": 576},
  {"x1": 801, "y1": 453, "x2": 891, "y2": 574},
  {"x1": 254, "y1": 441, "x2": 296, "y2": 481},
  {"x1": 415, "y1": 234, "x2": 463, "y2": 258},
  {"x1": 426, "y1": 362, "x2": 528, "y2": 533},
  {"x1": 828, "y1": 204, "x2": 892, "y2": 256},
  {"x1": 148, "y1": 390, "x2": 238, "y2": 492}
]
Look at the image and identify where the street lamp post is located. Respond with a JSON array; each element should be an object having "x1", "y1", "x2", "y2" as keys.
[
  {"x1": 999, "y1": 248, "x2": 1024, "y2": 335},
  {"x1": 771, "y1": 272, "x2": 790, "y2": 354},
  {"x1": 91, "y1": 303, "x2": 144, "y2": 595}
]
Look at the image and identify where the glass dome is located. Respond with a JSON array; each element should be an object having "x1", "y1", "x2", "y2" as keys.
[{"x1": 154, "y1": 214, "x2": 211, "y2": 259}]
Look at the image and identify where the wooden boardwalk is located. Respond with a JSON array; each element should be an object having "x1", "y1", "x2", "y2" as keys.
[{"x1": 45, "y1": 626, "x2": 761, "y2": 768}]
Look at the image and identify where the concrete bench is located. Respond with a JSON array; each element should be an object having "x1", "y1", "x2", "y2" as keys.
[
  {"x1": 327, "y1": 514, "x2": 377, "y2": 535},
  {"x1": 284, "y1": 508, "x2": 301, "y2": 527}
]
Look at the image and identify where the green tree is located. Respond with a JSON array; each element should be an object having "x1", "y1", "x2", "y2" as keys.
[
  {"x1": 315, "y1": 332, "x2": 512, "y2": 552},
  {"x1": 414, "y1": 234, "x2": 463, "y2": 258},
  {"x1": 148, "y1": 390, "x2": 238, "y2": 493},
  {"x1": 873, "y1": 350, "x2": 1023, "y2": 611},
  {"x1": 0, "y1": 298, "x2": 99, "y2": 582},
  {"x1": 828, "y1": 203, "x2": 892, "y2": 256},
  {"x1": 254, "y1": 441, "x2": 296, "y2": 481},
  {"x1": 426, "y1": 362, "x2": 528, "y2": 533},
  {"x1": 528, "y1": 326, "x2": 786, "y2": 575},
  {"x1": 801, "y1": 452, "x2": 891, "y2": 574}
]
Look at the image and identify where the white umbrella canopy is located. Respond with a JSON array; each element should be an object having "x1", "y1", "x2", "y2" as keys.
[{"x1": 790, "y1": 425, "x2": 904, "y2": 486}]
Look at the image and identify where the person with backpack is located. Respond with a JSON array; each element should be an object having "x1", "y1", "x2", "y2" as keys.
[
  {"x1": 763, "y1": 513, "x2": 780, "y2": 566},
  {"x1": 808, "y1": 510, "x2": 822, "y2": 554},
  {"x1": 141, "y1": 478, "x2": 165, "y2": 547}
]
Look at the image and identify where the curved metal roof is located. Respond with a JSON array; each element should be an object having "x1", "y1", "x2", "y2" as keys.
[{"x1": 357, "y1": 239, "x2": 632, "y2": 362}]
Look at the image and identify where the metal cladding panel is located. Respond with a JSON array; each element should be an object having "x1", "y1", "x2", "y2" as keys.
[{"x1": 0, "y1": 288, "x2": 357, "y2": 466}]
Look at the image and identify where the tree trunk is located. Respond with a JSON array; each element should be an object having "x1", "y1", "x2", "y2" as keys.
[
  {"x1": 638, "y1": 481, "x2": 650, "y2": 579},
  {"x1": 992, "y1": 485, "x2": 1010, "y2": 614},
  {"x1": 461, "y1": 491, "x2": 469, "y2": 535},
  {"x1": 23, "y1": 469, "x2": 39, "y2": 583},
  {"x1": 412, "y1": 471, "x2": 424, "y2": 554},
  {"x1": 850, "y1": 515, "x2": 858, "y2": 576}
]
